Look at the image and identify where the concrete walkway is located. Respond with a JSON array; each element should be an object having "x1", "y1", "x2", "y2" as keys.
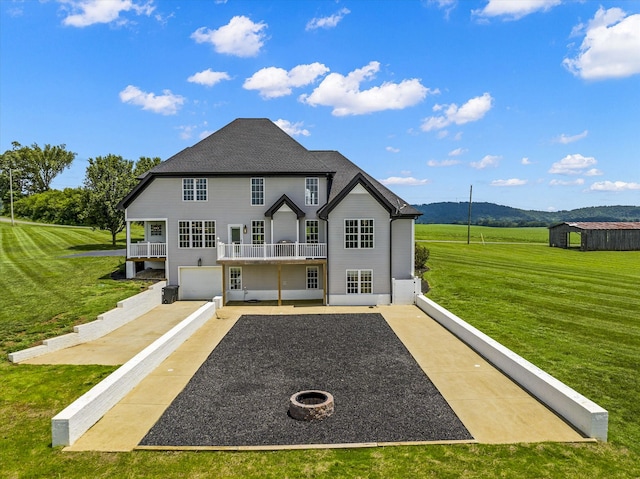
[{"x1": 31, "y1": 303, "x2": 590, "y2": 451}]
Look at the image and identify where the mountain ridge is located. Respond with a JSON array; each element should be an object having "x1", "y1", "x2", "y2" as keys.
[{"x1": 413, "y1": 202, "x2": 640, "y2": 226}]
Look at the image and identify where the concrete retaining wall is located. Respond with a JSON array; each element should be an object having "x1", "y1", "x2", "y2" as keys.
[
  {"x1": 8, "y1": 282, "x2": 165, "y2": 363},
  {"x1": 416, "y1": 294, "x2": 608, "y2": 441},
  {"x1": 52, "y1": 301, "x2": 216, "y2": 447}
]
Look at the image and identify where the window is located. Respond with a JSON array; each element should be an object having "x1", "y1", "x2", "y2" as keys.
[
  {"x1": 307, "y1": 266, "x2": 319, "y2": 289},
  {"x1": 196, "y1": 178, "x2": 207, "y2": 201},
  {"x1": 251, "y1": 177, "x2": 264, "y2": 206},
  {"x1": 305, "y1": 177, "x2": 319, "y2": 205},
  {"x1": 178, "y1": 220, "x2": 216, "y2": 248},
  {"x1": 204, "y1": 221, "x2": 216, "y2": 248},
  {"x1": 306, "y1": 220, "x2": 319, "y2": 243},
  {"x1": 345, "y1": 219, "x2": 374, "y2": 249},
  {"x1": 346, "y1": 270, "x2": 373, "y2": 294},
  {"x1": 229, "y1": 267, "x2": 242, "y2": 290},
  {"x1": 183, "y1": 178, "x2": 207, "y2": 201},
  {"x1": 252, "y1": 220, "x2": 265, "y2": 244}
]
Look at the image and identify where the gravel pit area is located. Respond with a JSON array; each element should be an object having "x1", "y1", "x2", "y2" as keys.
[{"x1": 139, "y1": 313, "x2": 473, "y2": 447}]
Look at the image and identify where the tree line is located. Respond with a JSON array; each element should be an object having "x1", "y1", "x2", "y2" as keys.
[{"x1": 0, "y1": 142, "x2": 160, "y2": 244}]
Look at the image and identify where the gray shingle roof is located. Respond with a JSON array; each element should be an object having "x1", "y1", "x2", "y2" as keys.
[
  {"x1": 313, "y1": 150, "x2": 422, "y2": 218},
  {"x1": 119, "y1": 118, "x2": 421, "y2": 218},
  {"x1": 150, "y1": 118, "x2": 332, "y2": 175}
]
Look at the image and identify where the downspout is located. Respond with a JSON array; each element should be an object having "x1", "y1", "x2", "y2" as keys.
[
  {"x1": 390, "y1": 216, "x2": 394, "y2": 305},
  {"x1": 325, "y1": 219, "x2": 329, "y2": 306}
]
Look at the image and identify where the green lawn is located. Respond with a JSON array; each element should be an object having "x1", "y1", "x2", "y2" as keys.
[{"x1": 1, "y1": 222, "x2": 639, "y2": 478}]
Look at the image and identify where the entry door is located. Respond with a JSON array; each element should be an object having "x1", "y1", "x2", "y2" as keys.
[
  {"x1": 230, "y1": 226, "x2": 241, "y2": 243},
  {"x1": 229, "y1": 225, "x2": 242, "y2": 257}
]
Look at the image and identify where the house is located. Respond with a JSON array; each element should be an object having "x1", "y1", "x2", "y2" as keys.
[
  {"x1": 118, "y1": 118, "x2": 422, "y2": 306},
  {"x1": 549, "y1": 222, "x2": 640, "y2": 251}
]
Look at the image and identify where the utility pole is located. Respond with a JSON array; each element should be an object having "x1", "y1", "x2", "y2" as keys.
[
  {"x1": 467, "y1": 185, "x2": 472, "y2": 245},
  {"x1": 9, "y1": 168, "x2": 16, "y2": 227}
]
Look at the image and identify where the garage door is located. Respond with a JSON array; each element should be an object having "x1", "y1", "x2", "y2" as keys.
[{"x1": 178, "y1": 266, "x2": 222, "y2": 300}]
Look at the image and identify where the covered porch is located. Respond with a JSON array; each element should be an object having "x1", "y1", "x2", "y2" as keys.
[{"x1": 217, "y1": 257, "x2": 327, "y2": 306}]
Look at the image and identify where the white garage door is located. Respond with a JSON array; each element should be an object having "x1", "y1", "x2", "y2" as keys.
[{"x1": 178, "y1": 266, "x2": 222, "y2": 300}]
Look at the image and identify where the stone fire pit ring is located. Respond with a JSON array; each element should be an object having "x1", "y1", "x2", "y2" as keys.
[{"x1": 289, "y1": 390, "x2": 334, "y2": 421}]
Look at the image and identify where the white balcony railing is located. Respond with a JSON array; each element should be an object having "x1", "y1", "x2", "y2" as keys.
[
  {"x1": 217, "y1": 242, "x2": 326, "y2": 261},
  {"x1": 128, "y1": 242, "x2": 167, "y2": 258}
]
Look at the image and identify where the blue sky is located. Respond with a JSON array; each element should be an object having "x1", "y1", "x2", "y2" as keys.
[{"x1": 1, "y1": 0, "x2": 639, "y2": 211}]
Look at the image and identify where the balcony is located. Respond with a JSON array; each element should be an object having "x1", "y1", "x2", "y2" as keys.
[
  {"x1": 217, "y1": 242, "x2": 326, "y2": 261},
  {"x1": 127, "y1": 242, "x2": 167, "y2": 259}
]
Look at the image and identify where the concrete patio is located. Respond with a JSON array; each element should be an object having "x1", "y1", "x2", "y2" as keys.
[{"x1": 26, "y1": 303, "x2": 591, "y2": 451}]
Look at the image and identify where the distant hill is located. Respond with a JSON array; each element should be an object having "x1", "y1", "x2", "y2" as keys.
[{"x1": 413, "y1": 202, "x2": 640, "y2": 226}]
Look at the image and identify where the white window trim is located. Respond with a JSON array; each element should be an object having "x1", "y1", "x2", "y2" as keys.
[
  {"x1": 305, "y1": 219, "x2": 319, "y2": 243},
  {"x1": 252, "y1": 220, "x2": 265, "y2": 244},
  {"x1": 305, "y1": 177, "x2": 319, "y2": 206},
  {"x1": 182, "y1": 178, "x2": 208, "y2": 202},
  {"x1": 251, "y1": 177, "x2": 265, "y2": 206},
  {"x1": 229, "y1": 266, "x2": 242, "y2": 291},
  {"x1": 346, "y1": 269, "x2": 373, "y2": 294},
  {"x1": 178, "y1": 220, "x2": 216, "y2": 248},
  {"x1": 344, "y1": 218, "x2": 375, "y2": 249},
  {"x1": 306, "y1": 266, "x2": 319, "y2": 290}
]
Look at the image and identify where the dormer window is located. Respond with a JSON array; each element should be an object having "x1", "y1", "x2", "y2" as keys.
[{"x1": 183, "y1": 178, "x2": 207, "y2": 201}]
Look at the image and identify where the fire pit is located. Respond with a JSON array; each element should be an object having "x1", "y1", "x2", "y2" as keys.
[{"x1": 289, "y1": 390, "x2": 334, "y2": 421}]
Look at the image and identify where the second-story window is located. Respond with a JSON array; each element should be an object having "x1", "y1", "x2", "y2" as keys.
[
  {"x1": 305, "y1": 177, "x2": 319, "y2": 205},
  {"x1": 306, "y1": 220, "x2": 319, "y2": 243},
  {"x1": 345, "y1": 219, "x2": 374, "y2": 249},
  {"x1": 251, "y1": 177, "x2": 264, "y2": 205},
  {"x1": 183, "y1": 178, "x2": 207, "y2": 201},
  {"x1": 252, "y1": 220, "x2": 265, "y2": 244}
]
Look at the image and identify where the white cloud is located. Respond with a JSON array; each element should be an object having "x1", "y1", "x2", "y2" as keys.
[
  {"x1": 553, "y1": 130, "x2": 588, "y2": 144},
  {"x1": 187, "y1": 69, "x2": 231, "y2": 87},
  {"x1": 427, "y1": 159, "x2": 460, "y2": 167},
  {"x1": 491, "y1": 178, "x2": 528, "y2": 186},
  {"x1": 473, "y1": 0, "x2": 561, "y2": 21},
  {"x1": 549, "y1": 178, "x2": 585, "y2": 186},
  {"x1": 548, "y1": 153, "x2": 597, "y2": 175},
  {"x1": 191, "y1": 16, "x2": 267, "y2": 57},
  {"x1": 584, "y1": 168, "x2": 603, "y2": 177},
  {"x1": 470, "y1": 154, "x2": 501, "y2": 169},
  {"x1": 244, "y1": 63, "x2": 329, "y2": 99},
  {"x1": 379, "y1": 176, "x2": 430, "y2": 186},
  {"x1": 421, "y1": 93, "x2": 493, "y2": 131},
  {"x1": 563, "y1": 7, "x2": 640, "y2": 80},
  {"x1": 521, "y1": 157, "x2": 532, "y2": 165},
  {"x1": 274, "y1": 119, "x2": 310, "y2": 137},
  {"x1": 306, "y1": 8, "x2": 350, "y2": 31},
  {"x1": 119, "y1": 85, "x2": 184, "y2": 115},
  {"x1": 300, "y1": 61, "x2": 431, "y2": 116},
  {"x1": 60, "y1": 0, "x2": 155, "y2": 27},
  {"x1": 589, "y1": 180, "x2": 640, "y2": 191},
  {"x1": 448, "y1": 147, "x2": 467, "y2": 157},
  {"x1": 386, "y1": 146, "x2": 400, "y2": 153}
]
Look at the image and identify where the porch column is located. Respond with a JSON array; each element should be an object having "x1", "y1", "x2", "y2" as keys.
[
  {"x1": 221, "y1": 264, "x2": 226, "y2": 306},
  {"x1": 126, "y1": 221, "x2": 131, "y2": 258},
  {"x1": 277, "y1": 264, "x2": 282, "y2": 306}
]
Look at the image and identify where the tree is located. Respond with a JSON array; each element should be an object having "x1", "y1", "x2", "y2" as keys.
[
  {"x1": 83, "y1": 155, "x2": 161, "y2": 245},
  {"x1": 1, "y1": 142, "x2": 76, "y2": 195},
  {"x1": 83, "y1": 155, "x2": 136, "y2": 245},
  {"x1": 133, "y1": 156, "x2": 161, "y2": 178}
]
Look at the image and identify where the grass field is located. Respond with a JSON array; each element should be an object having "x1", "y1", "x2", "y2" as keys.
[{"x1": 1, "y1": 221, "x2": 639, "y2": 478}]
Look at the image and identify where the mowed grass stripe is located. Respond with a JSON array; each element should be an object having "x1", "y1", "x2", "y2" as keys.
[{"x1": 0, "y1": 223, "x2": 149, "y2": 353}]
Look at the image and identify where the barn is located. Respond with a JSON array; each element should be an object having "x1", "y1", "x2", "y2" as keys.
[{"x1": 548, "y1": 222, "x2": 640, "y2": 251}]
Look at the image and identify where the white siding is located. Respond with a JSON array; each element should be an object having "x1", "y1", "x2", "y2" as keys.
[
  {"x1": 326, "y1": 188, "x2": 391, "y2": 305},
  {"x1": 391, "y1": 218, "x2": 415, "y2": 279},
  {"x1": 126, "y1": 176, "x2": 328, "y2": 286}
]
